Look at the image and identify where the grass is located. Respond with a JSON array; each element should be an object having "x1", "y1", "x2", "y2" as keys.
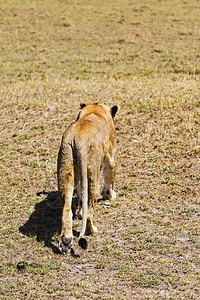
[{"x1": 0, "y1": 0, "x2": 200, "y2": 299}]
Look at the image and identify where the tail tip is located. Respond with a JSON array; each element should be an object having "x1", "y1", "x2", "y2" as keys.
[{"x1": 78, "y1": 237, "x2": 88, "y2": 250}]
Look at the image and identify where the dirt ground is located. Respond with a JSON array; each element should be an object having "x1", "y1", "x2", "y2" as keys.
[{"x1": 0, "y1": 0, "x2": 199, "y2": 299}]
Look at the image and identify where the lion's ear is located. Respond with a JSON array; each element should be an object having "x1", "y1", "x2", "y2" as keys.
[
  {"x1": 110, "y1": 105, "x2": 118, "y2": 118},
  {"x1": 80, "y1": 103, "x2": 87, "y2": 109}
]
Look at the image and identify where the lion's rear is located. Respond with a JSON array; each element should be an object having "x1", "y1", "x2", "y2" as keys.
[{"x1": 57, "y1": 103, "x2": 118, "y2": 253}]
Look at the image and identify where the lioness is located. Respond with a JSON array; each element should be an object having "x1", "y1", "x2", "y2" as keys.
[{"x1": 57, "y1": 103, "x2": 118, "y2": 253}]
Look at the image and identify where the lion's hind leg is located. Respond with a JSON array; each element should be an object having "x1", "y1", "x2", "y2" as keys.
[
  {"x1": 58, "y1": 171, "x2": 74, "y2": 254},
  {"x1": 85, "y1": 167, "x2": 100, "y2": 235},
  {"x1": 86, "y1": 204, "x2": 98, "y2": 235},
  {"x1": 101, "y1": 153, "x2": 117, "y2": 201}
]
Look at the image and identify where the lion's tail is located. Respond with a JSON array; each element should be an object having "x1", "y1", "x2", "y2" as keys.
[{"x1": 76, "y1": 141, "x2": 88, "y2": 250}]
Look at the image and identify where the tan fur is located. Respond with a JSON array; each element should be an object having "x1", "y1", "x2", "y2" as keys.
[{"x1": 57, "y1": 103, "x2": 118, "y2": 252}]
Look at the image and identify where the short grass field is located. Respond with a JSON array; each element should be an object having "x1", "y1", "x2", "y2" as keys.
[{"x1": 0, "y1": 0, "x2": 200, "y2": 298}]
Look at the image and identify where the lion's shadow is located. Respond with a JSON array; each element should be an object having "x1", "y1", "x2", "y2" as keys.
[{"x1": 19, "y1": 191, "x2": 79, "y2": 254}]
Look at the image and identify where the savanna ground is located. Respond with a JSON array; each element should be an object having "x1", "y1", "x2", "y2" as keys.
[{"x1": 0, "y1": 0, "x2": 200, "y2": 298}]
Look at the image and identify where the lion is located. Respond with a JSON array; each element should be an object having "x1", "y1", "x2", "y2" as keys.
[{"x1": 57, "y1": 103, "x2": 118, "y2": 253}]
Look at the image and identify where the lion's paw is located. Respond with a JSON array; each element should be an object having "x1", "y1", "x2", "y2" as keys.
[
  {"x1": 110, "y1": 189, "x2": 116, "y2": 200},
  {"x1": 58, "y1": 237, "x2": 72, "y2": 254},
  {"x1": 101, "y1": 187, "x2": 116, "y2": 201}
]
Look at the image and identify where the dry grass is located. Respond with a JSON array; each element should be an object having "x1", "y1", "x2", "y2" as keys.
[{"x1": 0, "y1": 0, "x2": 200, "y2": 299}]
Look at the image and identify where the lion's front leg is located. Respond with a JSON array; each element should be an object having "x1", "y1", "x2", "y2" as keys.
[{"x1": 59, "y1": 187, "x2": 74, "y2": 254}]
